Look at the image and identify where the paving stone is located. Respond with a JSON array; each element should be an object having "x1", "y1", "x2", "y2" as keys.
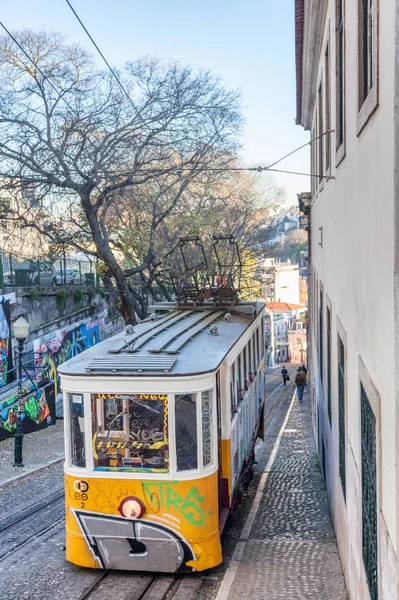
[
  {"x1": 0, "y1": 420, "x2": 64, "y2": 487},
  {"x1": 222, "y1": 387, "x2": 348, "y2": 600}
]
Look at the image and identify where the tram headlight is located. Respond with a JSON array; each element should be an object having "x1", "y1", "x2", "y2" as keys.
[{"x1": 118, "y1": 496, "x2": 145, "y2": 519}]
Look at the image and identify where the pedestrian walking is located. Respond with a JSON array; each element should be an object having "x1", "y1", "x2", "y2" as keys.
[
  {"x1": 281, "y1": 366, "x2": 289, "y2": 386},
  {"x1": 301, "y1": 364, "x2": 307, "y2": 385},
  {"x1": 295, "y1": 368, "x2": 306, "y2": 401}
]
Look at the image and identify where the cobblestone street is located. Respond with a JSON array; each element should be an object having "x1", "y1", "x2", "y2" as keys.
[
  {"x1": 214, "y1": 382, "x2": 348, "y2": 600},
  {"x1": 0, "y1": 420, "x2": 64, "y2": 487}
]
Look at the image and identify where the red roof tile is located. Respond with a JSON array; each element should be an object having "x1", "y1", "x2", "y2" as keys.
[{"x1": 266, "y1": 302, "x2": 307, "y2": 312}]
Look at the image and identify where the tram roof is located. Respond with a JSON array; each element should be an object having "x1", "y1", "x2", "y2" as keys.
[{"x1": 58, "y1": 301, "x2": 265, "y2": 378}]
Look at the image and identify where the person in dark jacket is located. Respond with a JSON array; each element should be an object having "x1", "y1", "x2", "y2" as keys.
[
  {"x1": 300, "y1": 364, "x2": 307, "y2": 385},
  {"x1": 281, "y1": 366, "x2": 289, "y2": 385},
  {"x1": 295, "y1": 368, "x2": 306, "y2": 401}
]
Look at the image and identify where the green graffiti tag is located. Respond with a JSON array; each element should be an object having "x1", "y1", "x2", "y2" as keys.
[{"x1": 142, "y1": 481, "x2": 206, "y2": 527}]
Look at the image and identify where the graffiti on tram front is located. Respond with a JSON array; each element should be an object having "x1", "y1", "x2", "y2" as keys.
[
  {"x1": 73, "y1": 510, "x2": 195, "y2": 572},
  {"x1": 142, "y1": 481, "x2": 207, "y2": 527}
]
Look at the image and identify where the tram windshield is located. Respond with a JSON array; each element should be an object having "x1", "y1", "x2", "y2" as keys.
[{"x1": 91, "y1": 393, "x2": 169, "y2": 472}]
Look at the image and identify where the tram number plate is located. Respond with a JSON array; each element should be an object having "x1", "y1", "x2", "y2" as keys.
[{"x1": 73, "y1": 480, "x2": 89, "y2": 508}]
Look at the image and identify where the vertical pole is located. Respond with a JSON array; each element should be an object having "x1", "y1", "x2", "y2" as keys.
[
  {"x1": 14, "y1": 339, "x2": 24, "y2": 467},
  {"x1": 63, "y1": 248, "x2": 67, "y2": 285},
  {"x1": 270, "y1": 311, "x2": 275, "y2": 367}
]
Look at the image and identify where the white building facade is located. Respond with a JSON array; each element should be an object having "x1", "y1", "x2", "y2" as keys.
[
  {"x1": 296, "y1": 1, "x2": 398, "y2": 598},
  {"x1": 262, "y1": 258, "x2": 300, "y2": 304}
]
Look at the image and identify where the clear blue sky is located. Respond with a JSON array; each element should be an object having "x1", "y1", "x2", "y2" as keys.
[{"x1": 1, "y1": 0, "x2": 310, "y2": 205}]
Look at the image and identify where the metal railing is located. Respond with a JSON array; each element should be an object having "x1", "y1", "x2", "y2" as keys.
[{"x1": 0, "y1": 251, "x2": 102, "y2": 289}]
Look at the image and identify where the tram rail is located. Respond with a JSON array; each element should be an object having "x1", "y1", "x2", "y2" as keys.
[
  {"x1": 0, "y1": 486, "x2": 64, "y2": 533},
  {"x1": 76, "y1": 571, "x2": 199, "y2": 600},
  {"x1": 0, "y1": 487, "x2": 65, "y2": 562}
]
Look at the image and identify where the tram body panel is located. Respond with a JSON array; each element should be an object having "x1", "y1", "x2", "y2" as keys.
[{"x1": 65, "y1": 471, "x2": 221, "y2": 572}]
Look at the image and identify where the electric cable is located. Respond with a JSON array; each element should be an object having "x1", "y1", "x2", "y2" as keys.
[{"x1": 65, "y1": 0, "x2": 139, "y2": 116}]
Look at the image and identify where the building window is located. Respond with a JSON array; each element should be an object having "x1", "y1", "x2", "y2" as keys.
[
  {"x1": 327, "y1": 306, "x2": 332, "y2": 423},
  {"x1": 359, "y1": 0, "x2": 373, "y2": 104},
  {"x1": 338, "y1": 335, "x2": 346, "y2": 499},
  {"x1": 319, "y1": 289, "x2": 323, "y2": 382},
  {"x1": 325, "y1": 41, "x2": 331, "y2": 172},
  {"x1": 318, "y1": 81, "x2": 324, "y2": 184},
  {"x1": 357, "y1": 0, "x2": 378, "y2": 133},
  {"x1": 361, "y1": 383, "x2": 378, "y2": 600},
  {"x1": 311, "y1": 125, "x2": 316, "y2": 197},
  {"x1": 336, "y1": 0, "x2": 345, "y2": 159}
]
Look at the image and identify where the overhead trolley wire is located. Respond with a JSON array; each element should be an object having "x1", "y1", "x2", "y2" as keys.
[{"x1": 65, "y1": 0, "x2": 139, "y2": 116}]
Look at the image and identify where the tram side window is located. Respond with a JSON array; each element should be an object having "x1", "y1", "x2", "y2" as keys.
[
  {"x1": 230, "y1": 363, "x2": 236, "y2": 417},
  {"x1": 243, "y1": 346, "x2": 247, "y2": 383},
  {"x1": 202, "y1": 390, "x2": 213, "y2": 467},
  {"x1": 238, "y1": 355, "x2": 242, "y2": 393},
  {"x1": 176, "y1": 394, "x2": 198, "y2": 471},
  {"x1": 261, "y1": 320, "x2": 265, "y2": 359},
  {"x1": 249, "y1": 338, "x2": 252, "y2": 375},
  {"x1": 69, "y1": 394, "x2": 86, "y2": 468},
  {"x1": 255, "y1": 329, "x2": 259, "y2": 367}
]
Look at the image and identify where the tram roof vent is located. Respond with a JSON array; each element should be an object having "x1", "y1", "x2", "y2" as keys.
[
  {"x1": 125, "y1": 324, "x2": 134, "y2": 334},
  {"x1": 85, "y1": 355, "x2": 177, "y2": 374}
]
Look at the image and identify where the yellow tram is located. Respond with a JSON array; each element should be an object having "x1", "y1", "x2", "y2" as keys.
[{"x1": 59, "y1": 301, "x2": 265, "y2": 572}]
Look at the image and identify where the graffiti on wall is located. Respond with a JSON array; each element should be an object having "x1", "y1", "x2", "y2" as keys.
[
  {"x1": 34, "y1": 315, "x2": 105, "y2": 396},
  {"x1": 0, "y1": 381, "x2": 56, "y2": 440},
  {"x1": 0, "y1": 301, "x2": 12, "y2": 388}
]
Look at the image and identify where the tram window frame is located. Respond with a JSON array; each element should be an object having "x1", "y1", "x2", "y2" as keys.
[
  {"x1": 248, "y1": 337, "x2": 253, "y2": 375},
  {"x1": 69, "y1": 393, "x2": 86, "y2": 469},
  {"x1": 243, "y1": 346, "x2": 247, "y2": 383},
  {"x1": 175, "y1": 393, "x2": 199, "y2": 472}
]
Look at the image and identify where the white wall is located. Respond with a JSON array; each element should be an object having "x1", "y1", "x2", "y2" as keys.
[
  {"x1": 275, "y1": 266, "x2": 300, "y2": 304},
  {"x1": 302, "y1": 0, "x2": 397, "y2": 598}
]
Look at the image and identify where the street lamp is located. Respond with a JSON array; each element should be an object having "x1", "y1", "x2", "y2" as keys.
[{"x1": 12, "y1": 316, "x2": 30, "y2": 467}]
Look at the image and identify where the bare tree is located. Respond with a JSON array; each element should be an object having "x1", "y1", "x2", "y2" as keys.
[{"x1": 0, "y1": 30, "x2": 242, "y2": 323}]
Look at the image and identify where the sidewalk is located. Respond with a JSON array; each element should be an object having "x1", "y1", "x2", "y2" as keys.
[
  {"x1": 0, "y1": 420, "x2": 64, "y2": 487},
  {"x1": 216, "y1": 387, "x2": 348, "y2": 600}
]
